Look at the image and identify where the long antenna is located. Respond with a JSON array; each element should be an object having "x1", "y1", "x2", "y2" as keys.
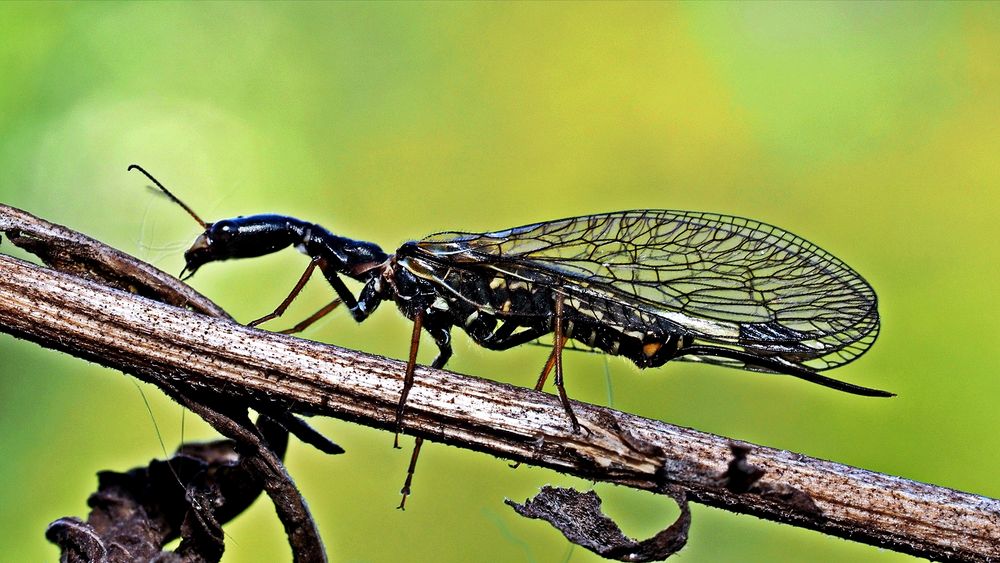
[{"x1": 128, "y1": 164, "x2": 207, "y2": 228}]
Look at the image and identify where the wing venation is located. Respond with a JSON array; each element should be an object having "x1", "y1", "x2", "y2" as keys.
[{"x1": 415, "y1": 210, "x2": 879, "y2": 370}]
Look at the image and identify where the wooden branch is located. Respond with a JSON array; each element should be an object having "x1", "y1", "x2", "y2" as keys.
[
  {"x1": 1, "y1": 217, "x2": 998, "y2": 562},
  {"x1": 0, "y1": 204, "x2": 327, "y2": 562}
]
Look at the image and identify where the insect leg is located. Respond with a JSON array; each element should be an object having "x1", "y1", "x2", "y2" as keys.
[
  {"x1": 248, "y1": 257, "x2": 321, "y2": 327},
  {"x1": 250, "y1": 257, "x2": 383, "y2": 331},
  {"x1": 319, "y1": 267, "x2": 382, "y2": 323},
  {"x1": 278, "y1": 299, "x2": 343, "y2": 334},
  {"x1": 534, "y1": 336, "x2": 568, "y2": 391},
  {"x1": 396, "y1": 317, "x2": 452, "y2": 509},
  {"x1": 427, "y1": 325, "x2": 453, "y2": 370},
  {"x1": 394, "y1": 310, "x2": 424, "y2": 449},
  {"x1": 676, "y1": 345, "x2": 894, "y2": 397},
  {"x1": 467, "y1": 306, "x2": 577, "y2": 424},
  {"x1": 474, "y1": 321, "x2": 551, "y2": 351},
  {"x1": 398, "y1": 436, "x2": 423, "y2": 510},
  {"x1": 552, "y1": 293, "x2": 580, "y2": 432},
  {"x1": 467, "y1": 319, "x2": 562, "y2": 388},
  {"x1": 394, "y1": 312, "x2": 452, "y2": 442}
]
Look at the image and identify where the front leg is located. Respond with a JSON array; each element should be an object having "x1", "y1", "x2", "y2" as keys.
[
  {"x1": 250, "y1": 258, "x2": 384, "y2": 329},
  {"x1": 322, "y1": 265, "x2": 383, "y2": 322},
  {"x1": 276, "y1": 278, "x2": 386, "y2": 335}
]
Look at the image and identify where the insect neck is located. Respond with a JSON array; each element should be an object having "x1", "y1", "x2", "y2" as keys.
[{"x1": 298, "y1": 223, "x2": 389, "y2": 282}]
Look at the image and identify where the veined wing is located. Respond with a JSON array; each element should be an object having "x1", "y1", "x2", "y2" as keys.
[{"x1": 414, "y1": 210, "x2": 879, "y2": 370}]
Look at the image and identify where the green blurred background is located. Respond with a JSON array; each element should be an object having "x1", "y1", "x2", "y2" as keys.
[{"x1": 2, "y1": 2, "x2": 998, "y2": 561}]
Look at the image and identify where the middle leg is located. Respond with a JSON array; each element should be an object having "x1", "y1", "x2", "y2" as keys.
[{"x1": 396, "y1": 315, "x2": 452, "y2": 509}]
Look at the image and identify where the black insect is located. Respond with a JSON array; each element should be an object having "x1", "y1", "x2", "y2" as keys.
[{"x1": 130, "y1": 165, "x2": 888, "y2": 506}]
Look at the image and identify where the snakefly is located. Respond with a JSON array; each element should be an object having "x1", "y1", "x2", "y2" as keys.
[{"x1": 130, "y1": 165, "x2": 888, "y2": 507}]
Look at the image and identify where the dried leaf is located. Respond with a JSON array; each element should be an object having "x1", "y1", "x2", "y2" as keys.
[{"x1": 507, "y1": 486, "x2": 690, "y2": 562}]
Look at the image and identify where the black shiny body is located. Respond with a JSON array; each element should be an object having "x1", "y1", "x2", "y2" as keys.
[{"x1": 176, "y1": 208, "x2": 886, "y2": 397}]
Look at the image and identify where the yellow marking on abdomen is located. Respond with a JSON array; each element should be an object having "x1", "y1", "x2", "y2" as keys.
[{"x1": 643, "y1": 341, "x2": 663, "y2": 358}]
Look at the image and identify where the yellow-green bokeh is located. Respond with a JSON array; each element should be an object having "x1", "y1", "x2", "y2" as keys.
[{"x1": 2, "y1": 3, "x2": 998, "y2": 562}]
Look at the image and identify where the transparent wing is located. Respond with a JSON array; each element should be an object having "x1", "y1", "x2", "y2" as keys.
[{"x1": 415, "y1": 210, "x2": 879, "y2": 370}]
